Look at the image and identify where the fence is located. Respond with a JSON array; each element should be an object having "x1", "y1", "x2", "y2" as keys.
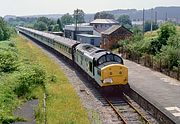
[{"x1": 118, "y1": 47, "x2": 180, "y2": 81}]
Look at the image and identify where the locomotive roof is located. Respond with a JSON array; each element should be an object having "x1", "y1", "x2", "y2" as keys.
[
  {"x1": 76, "y1": 43, "x2": 112, "y2": 60},
  {"x1": 18, "y1": 27, "x2": 80, "y2": 47}
]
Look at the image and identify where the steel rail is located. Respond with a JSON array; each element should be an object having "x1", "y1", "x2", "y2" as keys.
[
  {"x1": 104, "y1": 96, "x2": 128, "y2": 124},
  {"x1": 123, "y1": 93, "x2": 152, "y2": 124}
]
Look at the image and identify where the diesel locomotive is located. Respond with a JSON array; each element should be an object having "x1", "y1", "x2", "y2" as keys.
[{"x1": 18, "y1": 27, "x2": 129, "y2": 91}]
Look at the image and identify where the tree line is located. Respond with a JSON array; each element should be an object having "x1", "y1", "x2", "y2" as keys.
[{"x1": 6, "y1": 10, "x2": 161, "y2": 33}]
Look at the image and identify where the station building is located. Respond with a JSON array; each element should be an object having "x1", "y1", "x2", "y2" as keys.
[
  {"x1": 101, "y1": 25, "x2": 133, "y2": 49},
  {"x1": 77, "y1": 34, "x2": 101, "y2": 47},
  {"x1": 64, "y1": 24, "x2": 94, "y2": 40}
]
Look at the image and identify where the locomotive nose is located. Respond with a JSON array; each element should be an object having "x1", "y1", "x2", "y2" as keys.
[{"x1": 101, "y1": 64, "x2": 128, "y2": 86}]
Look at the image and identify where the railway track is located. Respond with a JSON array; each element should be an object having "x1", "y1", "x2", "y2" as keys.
[{"x1": 104, "y1": 93, "x2": 152, "y2": 124}]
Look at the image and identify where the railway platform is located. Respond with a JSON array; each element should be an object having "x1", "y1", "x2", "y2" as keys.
[{"x1": 124, "y1": 59, "x2": 180, "y2": 124}]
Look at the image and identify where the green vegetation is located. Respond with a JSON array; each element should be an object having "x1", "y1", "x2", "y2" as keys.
[
  {"x1": 61, "y1": 13, "x2": 74, "y2": 27},
  {"x1": 0, "y1": 35, "x2": 90, "y2": 123},
  {"x1": 117, "y1": 15, "x2": 132, "y2": 29},
  {"x1": 94, "y1": 11, "x2": 115, "y2": 19},
  {"x1": 118, "y1": 22, "x2": 180, "y2": 71},
  {"x1": 0, "y1": 17, "x2": 11, "y2": 41},
  {"x1": 144, "y1": 20, "x2": 158, "y2": 32},
  {"x1": 73, "y1": 9, "x2": 85, "y2": 23},
  {"x1": 0, "y1": 39, "x2": 46, "y2": 123}
]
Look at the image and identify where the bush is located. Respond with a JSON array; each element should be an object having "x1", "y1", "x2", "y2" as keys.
[
  {"x1": 155, "y1": 34, "x2": 180, "y2": 69},
  {"x1": 0, "y1": 50, "x2": 18, "y2": 73},
  {"x1": 14, "y1": 64, "x2": 46, "y2": 97}
]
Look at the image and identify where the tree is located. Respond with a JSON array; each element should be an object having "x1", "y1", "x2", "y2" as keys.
[
  {"x1": 61, "y1": 13, "x2": 74, "y2": 27},
  {"x1": 144, "y1": 20, "x2": 158, "y2": 32},
  {"x1": 117, "y1": 15, "x2": 132, "y2": 28},
  {"x1": 0, "y1": 17, "x2": 11, "y2": 41},
  {"x1": 94, "y1": 12, "x2": 114, "y2": 19},
  {"x1": 57, "y1": 19, "x2": 63, "y2": 31},
  {"x1": 34, "y1": 21, "x2": 47, "y2": 31},
  {"x1": 158, "y1": 22, "x2": 176, "y2": 46},
  {"x1": 148, "y1": 22, "x2": 176, "y2": 55},
  {"x1": 37, "y1": 17, "x2": 51, "y2": 26},
  {"x1": 53, "y1": 24, "x2": 60, "y2": 32},
  {"x1": 73, "y1": 9, "x2": 85, "y2": 23}
]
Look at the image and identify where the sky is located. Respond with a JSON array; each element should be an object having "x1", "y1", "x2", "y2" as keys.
[{"x1": 1, "y1": 0, "x2": 180, "y2": 17}]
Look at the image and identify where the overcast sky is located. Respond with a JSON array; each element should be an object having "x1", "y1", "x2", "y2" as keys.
[{"x1": 1, "y1": 0, "x2": 180, "y2": 17}]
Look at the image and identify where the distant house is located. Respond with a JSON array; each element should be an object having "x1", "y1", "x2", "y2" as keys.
[
  {"x1": 90, "y1": 19, "x2": 119, "y2": 33},
  {"x1": 64, "y1": 24, "x2": 93, "y2": 40},
  {"x1": 77, "y1": 34, "x2": 101, "y2": 47},
  {"x1": 101, "y1": 25, "x2": 133, "y2": 49}
]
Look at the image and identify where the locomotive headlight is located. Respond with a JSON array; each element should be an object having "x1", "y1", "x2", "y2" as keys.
[{"x1": 103, "y1": 78, "x2": 113, "y2": 83}]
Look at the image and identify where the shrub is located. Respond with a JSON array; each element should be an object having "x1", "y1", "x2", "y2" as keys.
[
  {"x1": 14, "y1": 64, "x2": 46, "y2": 97},
  {"x1": 0, "y1": 50, "x2": 18, "y2": 73}
]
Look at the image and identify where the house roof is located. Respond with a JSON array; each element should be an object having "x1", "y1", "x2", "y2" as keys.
[
  {"x1": 102, "y1": 25, "x2": 132, "y2": 35},
  {"x1": 90, "y1": 19, "x2": 119, "y2": 24},
  {"x1": 77, "y1": 34, "x2": 101, "y2": 38}
]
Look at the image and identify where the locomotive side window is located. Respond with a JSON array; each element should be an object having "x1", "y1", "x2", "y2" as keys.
[{"x1": 89, "y1": 62, "x2": 92, "y2": 72}]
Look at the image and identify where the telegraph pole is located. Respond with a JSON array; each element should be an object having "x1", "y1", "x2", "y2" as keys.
[
  {"x1": 74, "y1": 9, "x2": 79, "y2": 40},
  {"x1": 150, "y1": 8, "x2": 153, "y2": 32},
  {"x1": 155, "y1": 11, "x2": 157, "y2": 24},
  {"x1": 165, "y1": 12, "x2": 168, "y2": 22},
  {"x1": 142, "y1": 9, "x2": 145, "y2": 35}
]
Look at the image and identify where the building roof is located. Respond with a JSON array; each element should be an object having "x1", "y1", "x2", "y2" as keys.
[
  {"x1": 64, "y1": 24, "x2": 93, "y2": 31},
  {"x1": 102, "y1": 25, "x2": 121, "y2": 35},
  {"x1": 77, "y1": 34, "x2": 100, "y2": 38},
  {"x1": 90, "y1": 19, "x2": 119, "y2": 24},
  {"x1": 102, "y1": 25, "x2": 132, "y2": 35}
]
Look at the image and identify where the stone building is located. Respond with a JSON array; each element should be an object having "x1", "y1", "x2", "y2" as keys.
[{"x1": 101, "y1": 25, "x2": 133, "y2": 49}]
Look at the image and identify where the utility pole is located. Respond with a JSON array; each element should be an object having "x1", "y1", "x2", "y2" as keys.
[
  {"x1": 142, "y1": 8, "x2": 145, "y2": 35},
  {"x1": 165, "y1": 12, "x2": 168, "y2": 22},
  {"x1": 74, "y1": 9, "x2": 79, "y2": 40},
  {"x1": 150, "y1": 8, "x2": 153, "y2": 32},
  {"x1": 155, "y1": 11, "x2": 157, "y2": 24}
]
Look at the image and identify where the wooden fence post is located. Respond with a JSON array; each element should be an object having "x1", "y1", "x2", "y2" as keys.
[
  {"x1": 178, "y1": 66, "x2": 180, "y2": 80},
  {"x1": 151, "y1": 56, "x2": 154, "y2": 69},
  {"x1": 159, "y1": 59, "x2": 162, "y2": 72}
]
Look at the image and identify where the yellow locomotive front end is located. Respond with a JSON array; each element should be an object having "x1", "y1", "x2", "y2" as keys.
[{"x1": 100, "y1": 64, "x2": 128, "y2": 87}]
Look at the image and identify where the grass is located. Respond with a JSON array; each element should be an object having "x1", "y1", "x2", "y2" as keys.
[{"x1": 14, "y1": 35, "x2": 91, "y2": 124}]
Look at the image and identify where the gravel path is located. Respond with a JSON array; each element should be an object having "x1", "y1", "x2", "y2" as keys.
[{"x1": 13, "y1": 100, "x2": 38, "y2": 124}]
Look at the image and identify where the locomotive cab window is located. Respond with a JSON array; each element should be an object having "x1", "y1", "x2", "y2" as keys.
[
  {"x1": 114, "y1": 55, "x2": 123, "y2": 64},
  {"x1": 106, "y1": 54, "x2": 114, "y2": 62},
  {"x1": 97, "y1": 54, "x2": 123, "y2": 65}
]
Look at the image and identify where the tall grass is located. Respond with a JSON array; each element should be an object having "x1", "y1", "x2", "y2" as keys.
[{"x1": 14, "y1": 36, "x2": 90, "y2": 124}]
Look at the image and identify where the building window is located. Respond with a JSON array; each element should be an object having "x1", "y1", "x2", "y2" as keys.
[{"x1": 90, "y1": 39, "x2": 94, "y2": 45}]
